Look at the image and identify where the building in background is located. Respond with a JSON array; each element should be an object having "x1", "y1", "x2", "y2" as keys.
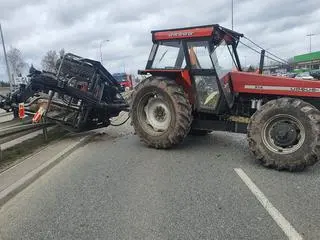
[
  {"x1": 263, "y1": 63, "x2": 289, "y2": 75},
  {"x1": 293, "y1": 51, "x2": 320, "y2": 70},
  {"x1": 263, "y1": 50, "x2": 320, "y2": 77}
]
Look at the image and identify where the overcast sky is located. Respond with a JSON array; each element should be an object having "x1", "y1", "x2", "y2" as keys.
[{"x1": 0, "y1": 0, "x2": 320, "y2": 81}]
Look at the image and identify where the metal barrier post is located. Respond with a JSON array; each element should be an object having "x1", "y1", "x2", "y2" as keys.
[{"x1": 42, "y1": 90, "x2": 55, "y2": 141}]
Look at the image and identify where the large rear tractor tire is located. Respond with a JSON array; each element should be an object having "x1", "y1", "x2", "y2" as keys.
[
  {"x1": 130, "y1": 77, "x2": 192, "y2": 149},
  {"x1": 247, "y1": 98, "x2": 320, "y2": 171}
]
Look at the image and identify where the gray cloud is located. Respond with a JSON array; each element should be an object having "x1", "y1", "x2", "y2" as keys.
[
  {"x1": 0, "y1": 0, "x2": 40, "y2": 20},
  {"x1": 0, "y1": 0, "x2": 320, "y2": 81},
  {"x1": 49, "y1": 0, "x2": 108, "y2": 27}
]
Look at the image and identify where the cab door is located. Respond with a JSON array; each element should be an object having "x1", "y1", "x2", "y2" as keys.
[
  {"x1": 210, "y1": 39, "x2": 237, "y2": 109},
  {"x1": 186, "y1": 41, "x2": 222, "y2": 113}
]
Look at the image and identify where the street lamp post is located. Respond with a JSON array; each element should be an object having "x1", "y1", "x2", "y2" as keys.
[
  {"x1": 231, "y1": 0, "x2": 234, "y2": 30},
  {"x1": 99, "y1": 39, "x2": 110, "y2": 64},
  {"x1": 306, "y1": 33, "x2": 319, "y2": 53},
  {"x1": 0, "y1": 24, "x2": 13, "y2": 92},
  {"x1": 307, "y1": 33, "x2": 315, "y2": 53},
  {"x1": 306, "y1": 33, "x2": 319, "y2": 70}
]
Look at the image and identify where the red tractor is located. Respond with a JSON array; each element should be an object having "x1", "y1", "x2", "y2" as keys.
[
  {"x1": 130, "y1": 24, "x2": 320, "y2": 171},
  {"x1": 112, "y1": 72, "x2": 134, "y2": 91}
]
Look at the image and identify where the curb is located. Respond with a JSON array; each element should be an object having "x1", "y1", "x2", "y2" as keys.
[
  {"x1": 0, "y1": 112, "x2": 12, "y2": 117},
  {"x1": 0, "y1": 133, "x2": 96, "y2": 207},
  {"x1": 0, "y1": 127, "x2": 65, "y2": 175}
]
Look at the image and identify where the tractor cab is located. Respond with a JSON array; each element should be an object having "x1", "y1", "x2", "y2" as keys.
[{"x1": 140, "y1": 24, "x2": 244, "y2": 113}]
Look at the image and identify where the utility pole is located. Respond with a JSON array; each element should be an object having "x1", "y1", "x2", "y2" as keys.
[
  {"x1": 306, "y1": 33, "x2": 318, "y2": 70},
  {"x1": 0, "y1": 23, "x2": 12, "y2": 92},
  {"x1": 99, "y1": 39, "x2": 109, "y2": 64},
  {"x1": 306, "y1": 33, "x2": 315, "y2": 53},
  {"x1": 231, "y1": 0, "x2": 234, "y2": 30}
]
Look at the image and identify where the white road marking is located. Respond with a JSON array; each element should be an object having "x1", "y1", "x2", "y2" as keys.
[{"x1": 234, "y1": 168, "x2": 303, "y2": 240}]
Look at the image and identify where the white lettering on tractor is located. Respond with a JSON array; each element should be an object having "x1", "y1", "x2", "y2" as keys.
[
  {"x1": 169, "y1": 32, "x2": 194, "y2": 37},
  {"x1": 244, "y1": 85, "x2": 320, "y2": 93},
  {"x1": 290, "y1": 87, "x2": 318, "y2": 92}
]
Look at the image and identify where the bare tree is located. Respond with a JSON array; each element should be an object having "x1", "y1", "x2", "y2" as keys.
[
  {"x1": 7, "y1": 47, "x2": 27, "y2": 77},
  {"x1": 41, "y1": 50, "x2": 58, "y2": 73},
  {"x1": 41, "y1": 48, "x2": 66, "y2": 73},
  {"x1": 59, "y1": 48, "x2": 65, "y2": 58}
]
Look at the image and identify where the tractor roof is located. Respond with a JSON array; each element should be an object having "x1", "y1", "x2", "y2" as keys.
[{"x1": 151, "y1": 24, "x2": 244, "y2": 42}]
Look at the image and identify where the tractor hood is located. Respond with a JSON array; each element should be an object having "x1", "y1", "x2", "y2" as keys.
[{"x1": 231, "y1": 71, "x2": 320, "y2": 98}]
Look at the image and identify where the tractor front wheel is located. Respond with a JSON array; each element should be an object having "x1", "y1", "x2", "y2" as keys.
[
  {"x1": 130, "y1": 77, "x2": 192, "y2": 149},
  {"x1": 247, "y1": 98, "x2": 320, "y2": 171}
]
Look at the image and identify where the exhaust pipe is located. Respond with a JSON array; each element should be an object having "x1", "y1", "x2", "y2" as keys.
[{"x1": 259, "y1": 49, "x2": 265, "y2": 74}]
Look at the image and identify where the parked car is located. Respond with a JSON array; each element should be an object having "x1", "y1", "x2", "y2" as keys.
[
  {"x1": 285, "y1": 72, "x2": 297, "y2": 78},
  {"x1": 310, "y1": 69, "x2": 320, "y2": 80},
  {"x1": 294, "y1": 72, "x2": 314, "y2": 80}
]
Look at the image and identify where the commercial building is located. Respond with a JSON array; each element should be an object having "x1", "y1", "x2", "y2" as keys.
[
  {"x1": 263, "y1": 51, "x2": 320, "y2": 75},
  {"x1": 293, "y1": 51, "x2": 320, "y2": 70}
]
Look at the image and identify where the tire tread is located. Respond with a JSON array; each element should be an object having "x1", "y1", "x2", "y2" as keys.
[
  {"x1": 248, "y1": 97, "x2": 320, "y2": 171},
  {"x1": 130, "y1": 76, "x2": 192, "y2": 149}
]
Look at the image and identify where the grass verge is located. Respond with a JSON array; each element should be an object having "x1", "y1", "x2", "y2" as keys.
[{"x1": 0, "y1": 127, "x2": 68, "y2": 173}]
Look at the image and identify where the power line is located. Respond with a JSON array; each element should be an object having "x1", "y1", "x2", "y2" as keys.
[
  {"x1": 219, "y1": 27, "x2": 289, "y2": 66},
  {"x1": 243, "y1": 36, "x2": 289, "y2": 64},
  {"x1": 238, "y1": 40, "x2": 261, "y2": 55},
  {"x1": 238, "y1": 40, "x2": 289, "y2": 66},
  {"x1": 264, "y1": 54, "x2": 289, "y2": 66}
]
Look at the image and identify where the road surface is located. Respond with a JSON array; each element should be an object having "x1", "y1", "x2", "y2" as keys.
[
  {"x1": 0, "y1": 87, "x2": 9, "y2": 96},
  {"x1": 0, "y1": 123, "x2": 319, "y2": 240}
]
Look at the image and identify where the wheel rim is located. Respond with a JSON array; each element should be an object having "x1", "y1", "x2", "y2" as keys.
[
  {"x1": 262, "y1": 114, "x2": 305, "y2": 154},
  {"x1": 136, "y1": 92, "x2": 172, "y2": 135}
]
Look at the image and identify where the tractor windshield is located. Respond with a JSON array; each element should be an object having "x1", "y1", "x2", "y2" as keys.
[
  {"x1": 151, "y1": 41, "x2": 186, "y2": 69},
  {"x1": 210, "y1": 40, "x2": 238, "y2": 79},
  {"x1": 187, "y1": 41, "x2": 213, "y2": 69}
]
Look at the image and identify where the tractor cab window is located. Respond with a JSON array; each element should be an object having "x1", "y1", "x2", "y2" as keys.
[
  {"x1": 187, "y1": 41, "x2": 213, "y2": 69},
  {"x1": 210, "y1": 40, "x2": 238, "y2": 79},
  {"x1": 186, "y1": 41, "x2": 220, "y2": 110},
  {"x1": 151, "y1": 41, "x2": 186, "y2": 69}
]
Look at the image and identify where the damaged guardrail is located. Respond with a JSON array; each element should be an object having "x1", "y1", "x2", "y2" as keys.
[
  {"x1": 0, "y1": 122, "x2": 54, "y2": 145},
  {"x1": 0, "y1": 114, "x2": 56, "y2": 160}
]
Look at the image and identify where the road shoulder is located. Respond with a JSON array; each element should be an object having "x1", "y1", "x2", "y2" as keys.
[{"x1": 0, "y1": 131, "x2": 97, "y2": 207}]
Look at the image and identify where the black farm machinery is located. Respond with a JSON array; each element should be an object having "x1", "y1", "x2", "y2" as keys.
[{"x1": 0, "y1": 53, "x2": 130, "y2": 133}]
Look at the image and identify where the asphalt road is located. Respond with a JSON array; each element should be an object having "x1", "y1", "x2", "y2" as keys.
[
  {"x1": 0, "y1": 88, "x2": 9, "y2": 96},
  {"x1": 0, "y1": 123, "x2": 319, "y2": 240}
]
